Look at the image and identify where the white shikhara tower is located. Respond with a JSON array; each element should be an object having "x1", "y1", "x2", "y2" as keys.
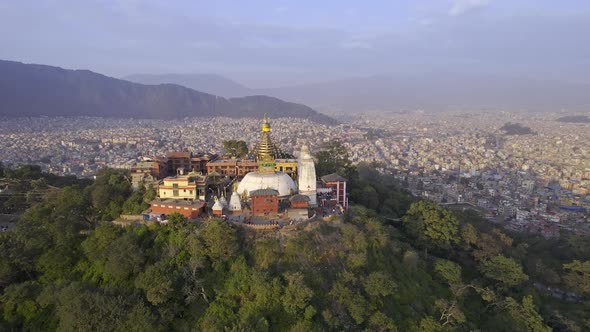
[{"x1": 297, "y1": 145, "x2": 317, "y2": 207}]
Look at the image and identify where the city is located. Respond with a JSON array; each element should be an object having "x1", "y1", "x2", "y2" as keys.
[{"x1": 2, "y1": 111, "x2": 588, "y2": 238}]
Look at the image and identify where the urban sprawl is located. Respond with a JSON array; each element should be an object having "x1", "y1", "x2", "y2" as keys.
[{"x1": 1, "y1": 111, "x2": 588, "y2": 238}]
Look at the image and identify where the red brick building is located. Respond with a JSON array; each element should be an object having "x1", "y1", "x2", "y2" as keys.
[
  {"x1": 289, "y1": 194, "x2": 310, "y2": 209},
  {"x1": 250, "y1": 189, "x2": 279, "y2": 216},
  {"x1": 321, "y1": 173, "x2": 348, "y2": 209},
  {"x1": 149, "y1": 199, "x2": 206, "y2": 219},
  {"x1": 166, "y1": 151, "x2": 216, "y2": 175}
]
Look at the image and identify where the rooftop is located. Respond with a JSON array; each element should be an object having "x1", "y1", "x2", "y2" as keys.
[
  {"x1": 250, "y1": 189, "x2": 280, "y2": 197},
  {"x1": 321, "y1": 173, "x2": 347, "y2": 182},
  {"x1": 290, "y1": 194, "x2": 310, "y2": 202},
  {"x1": 150, "y1": 199, "x2": 206, "y2": 208}
]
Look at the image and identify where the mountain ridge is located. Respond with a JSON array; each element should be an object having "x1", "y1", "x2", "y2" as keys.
[{"x1": 0, "y1": 60, "x2": 337, "y2": 125}]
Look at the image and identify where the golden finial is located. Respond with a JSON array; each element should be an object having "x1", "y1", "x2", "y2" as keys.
[{"x1": 262, "y1": 113, "x2": 270, "y2": 132}]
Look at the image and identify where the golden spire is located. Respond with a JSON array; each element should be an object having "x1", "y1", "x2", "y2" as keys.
[
  {"x1": 257, "y1": 114, "x2": 275, "y2": 162},
  {"x1": 255, "y1": 114, "x2": 278, "y2": 173}
]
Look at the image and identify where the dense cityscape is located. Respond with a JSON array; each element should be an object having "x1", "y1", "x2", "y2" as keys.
[{"x1": 1, "y1": 111, "x2": 588, "y2": 238}]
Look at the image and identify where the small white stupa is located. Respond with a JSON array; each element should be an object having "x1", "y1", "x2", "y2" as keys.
[
  {"x1": 228, "y1": 183, "x2": 242, "y2": 215},
  {"x1": 212, "y1": 196, "x2": 223, "y2": 217},
  {"x1": 218, "y1": 194, "x2": 228, "y2": 208}
]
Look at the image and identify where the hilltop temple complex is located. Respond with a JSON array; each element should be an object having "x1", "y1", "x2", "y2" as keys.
[{"x1": 140, "y1": 115, "x2": 346, "y2": 222}]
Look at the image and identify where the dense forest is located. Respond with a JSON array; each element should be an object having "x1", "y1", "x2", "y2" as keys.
[{"x1": 0, "y1": 158, "x2": 589, "y2": 331}]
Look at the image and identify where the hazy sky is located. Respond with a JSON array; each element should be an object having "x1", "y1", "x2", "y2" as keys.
[{"x1": 1, "y1": 0, "x2": 589, "y2": 87}]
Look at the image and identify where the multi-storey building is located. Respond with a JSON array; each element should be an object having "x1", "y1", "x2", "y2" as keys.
[
  {"x1": 158, "y1": 174, "x2": 198, "y2": 200},
  {"x1": 130, "y1": 157, "x2": 167, "y2": 190},
  {"x1": 206, "y1": 159, "x2": 258, "y2": 177},
  {"x1": 166, "y1": 151, "x2": 216, "y2": 175},
  {"x1": 321, "y1": 173, "x2": 348, "y2": 209}
]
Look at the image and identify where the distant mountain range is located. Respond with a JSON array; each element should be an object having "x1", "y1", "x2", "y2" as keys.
[
  {"x1": 126, "y1": 72, "x2": 590, "y2": 113},
  {"x1": 0, "y1": 60, "x2": 337, "y2": 125},
  {"x1": 124, "y1": 73, "x2": 253, "y2": 97}
]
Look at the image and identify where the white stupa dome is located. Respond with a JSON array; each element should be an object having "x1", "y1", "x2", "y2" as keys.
[{"x1": 237, "y1": 172, "x2": 297, "y2": 198}]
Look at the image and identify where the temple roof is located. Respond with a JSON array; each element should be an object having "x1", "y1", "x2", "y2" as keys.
[
  {"x1": 250, "y1": 189, "x2": 280, "y2": 197},
  {"x1": 289, "y1": 194, "x2": 310, "y2": 202},
  {"x1": 321, "y1": 173, "x2": 347, "y2": 182}
]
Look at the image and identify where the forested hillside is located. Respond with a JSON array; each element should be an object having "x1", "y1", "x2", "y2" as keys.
[{"x1": 0, "y1": 163, "x2": 589, "y2": 331}]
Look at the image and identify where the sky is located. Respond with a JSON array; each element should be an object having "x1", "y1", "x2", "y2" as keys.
[{"x1": 1, "y1": 0, "x2": 590, "y2": 87}]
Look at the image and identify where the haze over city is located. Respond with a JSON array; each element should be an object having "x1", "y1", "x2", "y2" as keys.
[{"x1": 2, "y1": 0, "x2": 590, "y2": 87}]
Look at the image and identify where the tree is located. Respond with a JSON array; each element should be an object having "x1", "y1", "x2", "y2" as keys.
[
  {"x1": 460, "y1": 224, "x2": 478, "y2": 248},
  {"x1": 167, "y1": 212, "x2": 187, "y2": 228},
  {"x1": 363, "y1": 271, "x2": 397, "y2": 298},
  {"x1": 368, "y1": 311, "x2": 398, "y2": 331},
  {"x1": 135, "y1": 263, "x2": 174, "y2": 305},
  {"x1": 122, "y1": 190, "x2": 149, "y2": 215},
  {"x1": 223, "y1": 140, "x2": 249, "y2": 158},
  {"x1": 254, "y1": 238, "x2": 281, "y2": 270},
  {"x1": 90, "y1": 168, "x2": 131, "y2": 221},
  {"x1": 403, "y1": 201, "x2": 459, "y2": 250},
  {"x1": 479, "y1": 255, "x2": 528, "y2": 287},
  {"x1": 314, "y1": 141, "x2": 355, "y2": 179},
  {"x1": 435, "y1": 299, "x2": 466, "y2": 327},
  {"x1": 562, "y1": 260, "x2": 590, "y2": 295},
  {"x1": 434, "y1": 259, "x2": 462, "y2": 287},
  {"x1": 501, "y1": 296, "x2": 551, "y2": 332},
  {"x1": 198, "y1": 219, "x2": 239, "y2": 266},
  {"x1": 282, "y1": 272, "x2": 314, "y2": 315}
]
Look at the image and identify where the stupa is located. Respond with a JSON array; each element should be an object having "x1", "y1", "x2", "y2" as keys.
[
  {"x1": 228, "y1": 183, "x2": 243, "y2": 214},
  {"x1": 237, "y1": 115, "x2": 297, "y2": 199}
]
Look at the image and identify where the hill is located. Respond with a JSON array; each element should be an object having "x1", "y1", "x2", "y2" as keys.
[
  {"x1": 1, "y1": 164, "x2": 589, "y2": 330},
  {"x1": 124, "y1": 73, "x2": 253, "y2": 97},
  {"x1": 0, "y1": 60, "x2": 337, "y2": 125}
]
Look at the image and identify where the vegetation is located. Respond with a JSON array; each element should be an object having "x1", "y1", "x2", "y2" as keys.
[
  {"x1": 1, "y1": 162, "x2": 589, "y2": 331},
  {"x1": 314, "y1": 141, "x2": 356, "y2": 180},
  {"x1": 0, "y1": 164, "x2": 91, "y2": 214},
  {"x1": 223, "y1": 140, "x2": 249, "y2": 158}
]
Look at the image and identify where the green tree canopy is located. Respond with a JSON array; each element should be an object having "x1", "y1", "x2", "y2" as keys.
[
  {"x1": 314, "y1": 141, "x2": 355, "y2": 179},
  {"x1": 403, "y1": 200, "x2": 459, "y2": 250},
  {"x1": 562, "y1": 260, "x2": 590, "y2": 295},
  {"x1": 223, "y1": 140, "x2": 249, "y2": 158},
  {"x1": 479, "y1": 255, "x2": 528, "y2": 287}
]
